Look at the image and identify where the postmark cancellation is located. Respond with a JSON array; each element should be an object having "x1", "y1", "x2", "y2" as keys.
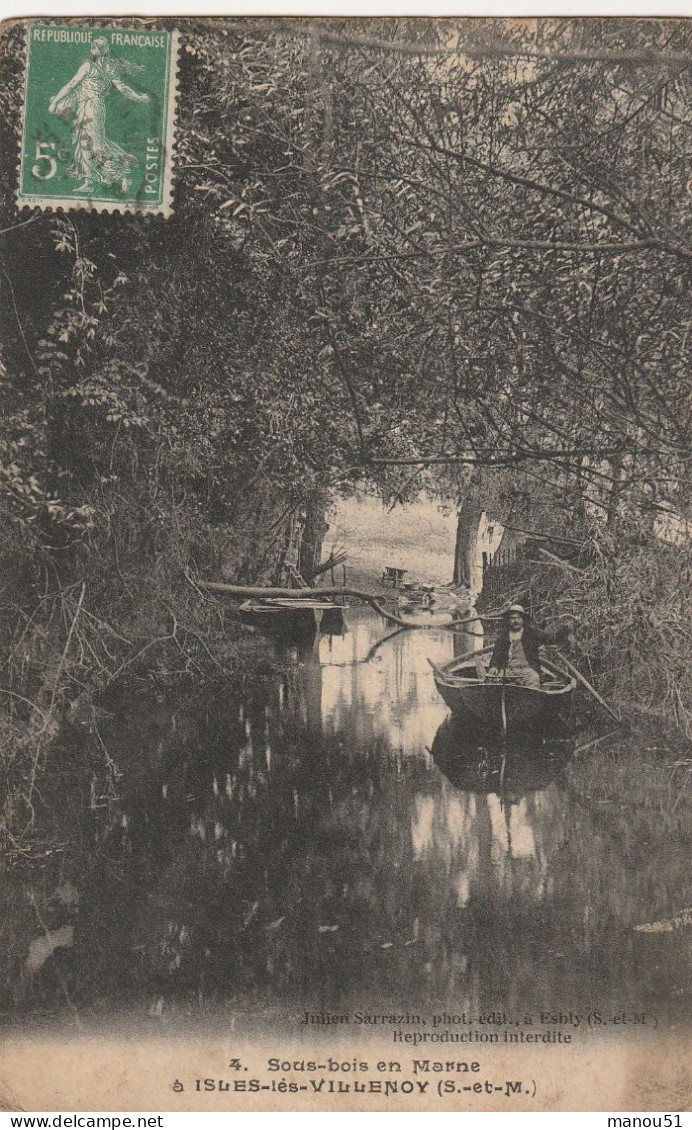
[{"x1": 16, "y1": 24, "x2": 179, "y2": 216}]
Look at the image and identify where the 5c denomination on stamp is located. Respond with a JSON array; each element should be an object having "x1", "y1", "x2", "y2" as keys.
[{"x1": 18, "y1": 24, "x2": 179, "y2": 215}]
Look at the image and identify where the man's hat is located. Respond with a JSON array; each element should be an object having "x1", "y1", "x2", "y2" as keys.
[{"x1": 507, "y1": 604, "x2": 526, "y2": 614}]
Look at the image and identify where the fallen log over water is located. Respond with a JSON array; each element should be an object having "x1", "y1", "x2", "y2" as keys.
[{"x1": 193, "y1": 578, "x2": 498, "y2": 632}]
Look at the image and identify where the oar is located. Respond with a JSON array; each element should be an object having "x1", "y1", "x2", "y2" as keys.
[
  {"x1": 446, "y1": 645, "x2": 494, "y2": 672},
  {"x1": 500, "y1": 676, "x2": 508, "y2": 741},
  {"x1": 427, "y1": 648, "x2": 493, "y2": 677},
  {"x1": 552, "y1": 649, "x2": 623, "y2": 727},
  {"x1": 499, "y1": 675, "x2": 508, "y2": 790}
]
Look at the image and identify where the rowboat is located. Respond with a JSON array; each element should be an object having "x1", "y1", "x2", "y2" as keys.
[
  {"x1": 429, "y1": 646, "x2": 576, "y2": 733},
  {"x1": 238, "y1": 598, "x2": 346, "y2": 640}
]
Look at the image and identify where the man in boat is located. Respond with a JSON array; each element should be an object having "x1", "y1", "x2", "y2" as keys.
[{"x1": 487, "y1": 605, "x2": 553, "y2": 689}]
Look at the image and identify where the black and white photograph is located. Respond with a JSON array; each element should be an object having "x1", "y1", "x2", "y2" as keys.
[{"x1": 0, "y1": 14, "x2": 690, "y2": 1113}]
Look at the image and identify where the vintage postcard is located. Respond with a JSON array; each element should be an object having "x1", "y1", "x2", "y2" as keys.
[{"x1": 0, "y1": 14, "x2": 690, "y2": 1114}]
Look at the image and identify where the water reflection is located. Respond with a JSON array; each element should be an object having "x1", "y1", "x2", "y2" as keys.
[
  {"x1": 431, "y1": 715, "x2": 574, "y2": 795},
  {"x1": 317, "y1": 608, "x2": 452, "y2": 754},
  {"x1": 423, "y1": 719, "x2": 574, "y2": 916},
  {"x1": 1, "y1": 608, "x2": 690, "y2": 1033}
]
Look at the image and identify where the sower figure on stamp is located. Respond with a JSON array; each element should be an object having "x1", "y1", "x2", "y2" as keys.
[
  {"x1": 487, "y1": 604, "x2": 569, "y2": 689},
  {"x1": 48, "y1": 37, "x2": 149, "y2": 194}
]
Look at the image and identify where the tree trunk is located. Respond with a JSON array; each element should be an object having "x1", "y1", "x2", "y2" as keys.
[
  {"x1": 453, "y1": 505, "x2": 482, "y2": 586},
  {"x1": 298, "y1": 488, "x2": 330, "y2": 583}
]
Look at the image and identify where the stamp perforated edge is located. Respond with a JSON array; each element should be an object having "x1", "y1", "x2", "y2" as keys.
[{"x1": 14, "y1": 22, "x2": 180, "y2": 218}]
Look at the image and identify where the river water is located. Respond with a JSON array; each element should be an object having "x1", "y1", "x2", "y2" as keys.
[{"x1": 1, "y1": 607, "x2": 690, "y2": 1041}]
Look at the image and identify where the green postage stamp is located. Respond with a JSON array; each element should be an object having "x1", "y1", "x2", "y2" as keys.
[{"x1": 17, "y1": 24, "x2": 179, "y2": 215}]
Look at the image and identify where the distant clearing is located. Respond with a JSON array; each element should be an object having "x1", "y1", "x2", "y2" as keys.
[{"x1": 326, "y1": 494, "x2": 457, "y2": 587}]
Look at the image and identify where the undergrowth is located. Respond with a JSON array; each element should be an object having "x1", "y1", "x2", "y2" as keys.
[{"x1": 0, "y1": 488, "x2": 284, "y2": 858}]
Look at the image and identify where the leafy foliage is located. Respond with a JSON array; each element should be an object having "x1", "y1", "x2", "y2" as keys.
[{"x1": 3, "y1": 18, "x2": 692, "y2": 524}]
